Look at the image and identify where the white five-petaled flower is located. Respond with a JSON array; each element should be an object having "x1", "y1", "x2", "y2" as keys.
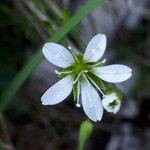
[{"x1": 41, "y1": 34, "x2": 132, "y2": 122}]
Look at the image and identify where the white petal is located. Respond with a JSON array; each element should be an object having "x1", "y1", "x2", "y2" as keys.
[
  {"x1": 42, "y1": 42, "x2": 75, "y2": 68},
  {"x1": 102, "y1": 93, "x2": 121, "y2": 114},
  {"x1": 41, "y1": 76, "x2": 73, "y2": 105},
  {"x1": 83, "y1": 34, "x2": 107, "y2": 62},
  {"x1": 81, "y1": 81, "x2": 103, "y2": 122},
  {"x1": 92, "y1": 65, "x2": 132, "y2": 83}
]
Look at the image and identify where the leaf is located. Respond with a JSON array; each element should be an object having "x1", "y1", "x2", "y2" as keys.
[
  {"x1": 78, "y1": 120, "x2": 93, "y2": 150},
  {"x1": 0, "y1": 0, "x2": 104, "y2": 112}
]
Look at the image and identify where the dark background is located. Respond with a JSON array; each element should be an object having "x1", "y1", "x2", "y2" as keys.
[{"x1": 0, "y1": 0, "x2": 150, "y2": 150}]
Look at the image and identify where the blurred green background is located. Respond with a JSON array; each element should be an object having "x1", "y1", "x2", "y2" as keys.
[{"x1": 0, "y1": 0, "x2": 150, "y2": 150}]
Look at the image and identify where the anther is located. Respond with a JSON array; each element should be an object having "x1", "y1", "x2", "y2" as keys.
[
  {"x1": 84, "y1": 70, "x2": 88, "y2": 73},
  {"x1": 55, "y1": 70, "x2": 60, "y2": 75},
  {"x1": 102, "y1": 59, "x2": 106, "y2": 64},
  {"x1": 68, "y1": 45, "x2": 72, "y2": 50},
  {"x1": 76, "y1": 103, "x2": 81, "y2": 108},
  {"x1": 73, "y1": 72, "x2": 82, "y2": 84}
]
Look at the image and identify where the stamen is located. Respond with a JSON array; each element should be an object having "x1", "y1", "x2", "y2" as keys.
[
  {"x1": 60, "y1": 70, "x2": 73, "y2": 74},
  {"x1": 77, "y1": 80, "x2": 80, "y2": 102},
  {"x1": 73, "y1": 72, "x2": 82, "y2": 84},
  {"x1": 84, "y1": 70, "x2": 88, "y2": 73},
  {"x1": 75, "y1": 81, "x2": 81, "y2": 108},
  {"x1": 86, "y1": 74, "x2": 104, "y2": 96},
  {"x1": 82, "y1": 73, "x2": 90, "y2": 85},
  {"x1": 76, "y1": 103, "x2": 81, "y2": 107},
  {"x1": 90, "y1": 62, "x2": 101, "y2": 67},
  {"x1": 55, "y1": 70, "x2": 60, "y2": 75},
  {"x1": 55, "y1": 70, "x2": 73, "y2": 75},
  {"x1": 67, "y1": 45, "x2": 79, "y2": 62},
  {"x1": 90, "y1": 59, "x2": 106, "y2": 67}
]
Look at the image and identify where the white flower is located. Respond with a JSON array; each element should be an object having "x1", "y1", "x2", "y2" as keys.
[
  {"x1": 102, "y1": 92, "x2": 121, "y2": 114},
  {"x1": 41, "y1": 34, "x2": 132, "y2": 122}
]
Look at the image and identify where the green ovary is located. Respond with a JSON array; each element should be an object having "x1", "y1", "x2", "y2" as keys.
[
  {"x1": 108, "y1": 100, "x2": 118, "y2": 109},
  {"x1": 71, "y1": 55, "x2": 90, "y2": 78}
]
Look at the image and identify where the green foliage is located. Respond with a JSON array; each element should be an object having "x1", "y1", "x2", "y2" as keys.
[{"x1": 78, "y1": 120, "x2": 93, "y2": 150}]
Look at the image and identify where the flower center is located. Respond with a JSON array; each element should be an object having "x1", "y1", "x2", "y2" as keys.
[
  {"x1": 57, "y1": 52, "x2": 104, "y2": 80},
  {"x1": 73, "y1": 57, "x2": 87, "y2": 73}
]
